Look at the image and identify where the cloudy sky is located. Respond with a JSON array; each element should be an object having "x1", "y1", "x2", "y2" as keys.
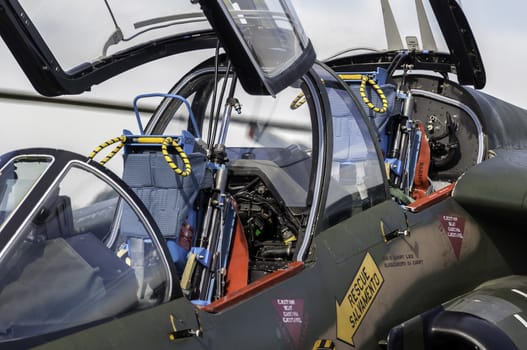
[{"x1": 0, "y1": 0, "x2": 525, "y2": 159}]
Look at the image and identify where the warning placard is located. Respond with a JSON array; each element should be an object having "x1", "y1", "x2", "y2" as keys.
[
  {"x1": 439, "y1": 215, "x2": 466, "y2": 259},
  {"x1": 273, "y1": 298, "x2": 304, "y2": 347},
  {"x1": 336, "y1": 252, "x2": 383, "y2": 346}
]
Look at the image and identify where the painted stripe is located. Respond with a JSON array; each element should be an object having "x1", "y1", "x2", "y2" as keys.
[
  {"x1": 512, "y1": 288, "x2": 527, "y2": 299},
  {"x1": 312, "y1": 339, "x2": 335, "y2": 349},
  {"x1": 513, "y1": 314, "x2": 527, "y2": 329}
]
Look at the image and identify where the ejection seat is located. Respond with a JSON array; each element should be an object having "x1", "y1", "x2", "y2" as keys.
[
  {"x1": 340, "y1": 72, "x2": 439, "y2": 206},
  {"x1": 120, "y1": 135, "x2": 212, "y2": 273},
  {"x1": 119, "y1": 133, "x2": 255, "y2": 304}
]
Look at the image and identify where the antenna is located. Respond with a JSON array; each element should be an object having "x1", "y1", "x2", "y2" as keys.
[
  {"x1": 415, "y1": 0, "x2": 438, "y2": 51},
  {"x1": 380, "y1": 0, "x2": 403, "y2": 50}
]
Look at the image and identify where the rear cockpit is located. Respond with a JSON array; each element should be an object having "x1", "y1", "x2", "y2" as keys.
[
  {"x1": 334, "y1": 68, "x2": 486, "y2": 206},
  {"x1": 324, "y1": 0, "x2": 489, "y2": 209}
]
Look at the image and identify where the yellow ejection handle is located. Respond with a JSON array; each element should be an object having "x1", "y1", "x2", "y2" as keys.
[
  {"x1": 359, "y1": 75, "x2": 388, "y2": 114},
  {"x1": 161, "y1": 137, "x2": 191, "y2": 177},
  {"x1": 88, "y1": 136, "x2": 127, "y2": 165}
]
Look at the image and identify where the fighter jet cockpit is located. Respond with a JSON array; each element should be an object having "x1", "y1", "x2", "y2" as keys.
[{"x1": 3, "y1": 1, "x2": 527, "y2": 349}]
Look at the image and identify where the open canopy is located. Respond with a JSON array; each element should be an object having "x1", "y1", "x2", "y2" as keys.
[{"x1": 0, "y1": 0, "x2": 315, "y2": 96}]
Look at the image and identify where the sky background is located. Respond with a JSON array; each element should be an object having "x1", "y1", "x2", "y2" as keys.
[{"x1": 0, "y1": 0, "x2": 525, "y2": 163}]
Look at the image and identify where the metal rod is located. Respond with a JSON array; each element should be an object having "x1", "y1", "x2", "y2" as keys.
[{"x1": 218, "y1": 74, "x2": 238, "y2": 146}]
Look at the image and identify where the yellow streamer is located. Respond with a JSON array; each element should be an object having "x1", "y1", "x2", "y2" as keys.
[
  {"x1": 358, "y1": 75, "x2": 388, "y2": 114},
  {"x1": 88, "y1": 136, "x2": 126, "y2": 165},
  {"x1": 161, "y1": 137, "x2": 192, "y2": 177},
  {"x1": 88, "y1": 135, "x2": 192, "y2": 177}
]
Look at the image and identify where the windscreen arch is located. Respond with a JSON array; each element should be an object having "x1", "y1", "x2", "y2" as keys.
[{"x1": 312, "y1": 64, "x2": 388, "y2": 229}]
